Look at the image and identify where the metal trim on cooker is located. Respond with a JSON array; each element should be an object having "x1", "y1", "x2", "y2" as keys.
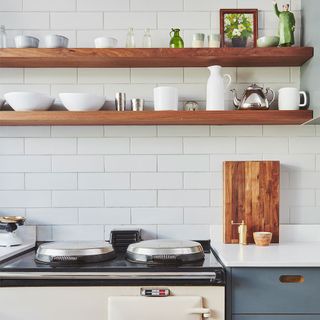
[{"x1": 0, "y1": 272, "x2": 216, "y2": 280}]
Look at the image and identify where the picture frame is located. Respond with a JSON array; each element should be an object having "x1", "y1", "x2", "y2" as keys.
[{"x1": 220, "y1": 9, "x2": 258, "y2": 48}]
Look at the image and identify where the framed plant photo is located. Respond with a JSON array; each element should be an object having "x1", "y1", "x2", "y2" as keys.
[{"x1": 220, "y1": 9, "x2": 258, "y2": 48}]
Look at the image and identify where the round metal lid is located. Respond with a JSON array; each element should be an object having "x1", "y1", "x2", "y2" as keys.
[
  {"x1": 35, "y1": 241, "x2": 115, "y2": 264},
  {"x1": 126, "y1": 239, "x2": 204, "y2": 264}
]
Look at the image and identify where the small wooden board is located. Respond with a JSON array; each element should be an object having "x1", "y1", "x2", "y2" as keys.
[{"x1": 223, "y1": 161, "x2": 280, "y2": 244}]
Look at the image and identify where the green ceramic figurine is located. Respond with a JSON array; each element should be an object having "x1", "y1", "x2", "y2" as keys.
[
  {"x1": 273, "y1": 1, "x2": 295, "y2": 47},
  {"x1": 169, "y1": 28, "x2": 184, "y2": 48}
]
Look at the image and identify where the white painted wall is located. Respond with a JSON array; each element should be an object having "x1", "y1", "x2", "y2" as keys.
[{"x1": 0, "y1": 0, "x2": 314, "y2": 242}]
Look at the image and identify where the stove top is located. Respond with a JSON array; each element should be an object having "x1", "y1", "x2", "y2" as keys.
[{"x1": 0, "y1": 241, "x2": 225, "y2": 287}]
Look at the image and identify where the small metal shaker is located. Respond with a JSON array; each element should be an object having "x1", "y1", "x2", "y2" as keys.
[
  {"x1": 115, "y1": 92, "x2": 126, "y2": 111},
  {"x1": 131, "y1": 98, "x2": 144, "y2": 111}
]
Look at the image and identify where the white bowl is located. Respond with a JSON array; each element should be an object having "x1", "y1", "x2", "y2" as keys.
[
  {"x1": 4, "y1": 92, "x2": 54, "y2": 111},
  {"x1": 94, "y1": 37, "x2": 118, "y2": 48},
  {"x1": 44, "y1": 34, "x2": 69, "y2": 48},
  {"x1": 59, "y1": 93, "x2": 105, "y2": 111},
  {"x1": 15, "y1": 35, "x2": 39, "y2": 48}
]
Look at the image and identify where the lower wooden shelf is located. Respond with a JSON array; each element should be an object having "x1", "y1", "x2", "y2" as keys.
[{"x1": 0, "y1": 110, "x2": 313, "y2": 126}]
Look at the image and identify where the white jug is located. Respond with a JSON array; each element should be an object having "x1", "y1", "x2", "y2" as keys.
[{"x1": 206, "y1": 65, "x2": 232, "y2": 110}]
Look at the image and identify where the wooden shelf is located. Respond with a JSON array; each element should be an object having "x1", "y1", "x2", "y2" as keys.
[
  {"x1": 0, "y1": 47, "x2": 313, "y2": 68},
  {"x1": 0, "y1": 110, "x2": 313, "y2": 126}
]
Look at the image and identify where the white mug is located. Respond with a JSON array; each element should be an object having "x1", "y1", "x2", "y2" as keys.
[
  {"x1": 278, "y1": 87, "x2": 307, "y2": 110},
  {"x1": 154, "y1": 86, "x2": 178, "y2": 111}
]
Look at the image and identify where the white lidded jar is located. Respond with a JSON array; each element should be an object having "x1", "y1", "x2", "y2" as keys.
[{"x1": 206, "y1": 65, "x2": 232, "y2": 110}]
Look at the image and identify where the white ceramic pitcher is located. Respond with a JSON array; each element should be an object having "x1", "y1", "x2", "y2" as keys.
[{"x1": 206, "y1": 65, "x2": 232, "y2": 110}]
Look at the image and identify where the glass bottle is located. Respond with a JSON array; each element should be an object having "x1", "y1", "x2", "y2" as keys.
[
  {"x1": 142, "y1": 28, "x2": 152, "y2": 48},
  {"x1": 126, "y1": 28, "x2": 135, "y2": 48},
  {"x1": 169, "y1": 28, "x2": 184, "y2": 48},
  {"x1": 0, "y1": 25, "x2": 7, "y2": 48}
]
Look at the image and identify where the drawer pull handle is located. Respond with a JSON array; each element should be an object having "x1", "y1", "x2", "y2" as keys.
[{"x1": 279, "y1": 275, "x2": 304, "y2": 283}]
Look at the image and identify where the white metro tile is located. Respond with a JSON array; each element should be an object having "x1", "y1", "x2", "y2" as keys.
[
  {"x1": 104, "y1": 126, "x2": 156, "y2": 137},
  {"x1": 290, "y1": 207, "x2": 320, "y2": 224},
  {"x1": 26, "y1": 208, "x2": 78, "y2": 225},
  {"x1": 282, "y1": 189, "x2": 315, "y2": 207},
  {"x1": 51, "y1": 126, "x2": 104, "y2": 137},
  {"x1": 0, "y1": 13, "x2": 49, "y2": 29},
  {"x1": 25, "y1": 138, "x2": 76, "y2": 154},
  {"x1": 23, "y1": 0, "x2": 76, "y2": 11},
  {"x1": 52, "y1": 225, "x2": 105, "y2": 241},
  {"x1": 131, "y1": 173, "x2": 183, "y2": 189},
  {"x1": 131, "y1": 208, "x2": 183, "y2": 224},
  {"x1": 0, "y1": 191, "x2": 51, "y2": 207},
  {"x1": 78, "y1": 173, "x2": 130, "y2": 189},
  {"x1": 1, "y1": 0, "x2": 22, "y2": 11},
  {"x1": 237, "y1": 137, "x2": 288, "y2": 154},
  {"x1": 0, "y1": 173, "x2": 24, "y2": 190},
  {"x1": 105, "y1": 190, "x2": 157, "y2": 207},
  {"x1": 237, "y1": 0, "x2": 274, "y2": 10},
  {"x1": 36, "y1": 226, "x2": 52, "y2": 241},
  {"x1": 103, "y1": 12, "x2": 157, "y2": 29},
  {"x1": 289, "y1": 172, "x2": 320, "y2": 189},
  {"x1": 77, "y1": 0, "x2": 129, "y2": 11},
  {"x1": 52, "y1": 191, "x2": 104, "y2": 207},
  {"x1": 184, "y1": 173, "x2": 215, "y2": 189},
  {"x1": 263, "y1": 125, "x2": 315, "y2": 136},
  {"x1": 78, "y1": 69, "x2": 130, "y2": 84},
  {"x1": 0, "y1": 126, "x2": 50, "y2": 137},
  {"x1": 25, "y1": 69, "x2": 77, "y2": 84},
  {"x1": 290, "y1": 137, "x2": 320, "y2": 153},
  {"x1": 131, "y1": 0, "x2": 183, "y2": 11},
  {"x1": 51, "y1": 84, "x2": 104, "y2": 97},
  {"x1": 211, "y1": 126, "x2": 263, "y2": 137},
  {"x1": 131, "y1": 138, "x2": 182, "y2": 154},
  {"x1": 50, "y1": 13, "x2": 103, "y2": 30},
  {"x1": 77, "y1": 138, "x2": 129, "y2": 154},
  {"x1": 0, "y1": 69, "x2": 23, "y2": 84},
  {"x1": 131, "y1": 68, "x2": 183, "y2": 84},
  {"x1": 157, "y1": 225, "x2": 210, "y2": 240},
  {"x1": 52, "y1": 156, "x2": 104, "y2": 172},
  {"x1": 79, "y1": 208, "x2": 130, "y2": 224},
  {"x1": 158, "y1": 126, "x2": 210, "y2": 137},
  {"x1": 158, "y1": 190, "x2": 210, "y2": 207},
  {"x1": 158, "y1": 12, "x2": 210, "y2": 29},
  {"x1": 0, "y1": 156, "x2": 51, "y2": 172},
  {"x1": 184, "y1": 0, "x2": 236, "y2": 10},
  {"x1": 184, "y1": 207, "x2": 214, "y2": 224},
  {"x1": 0, "y1": 138, "x2": 24, "y2": 154},
  {"x1": 25, "y1": 173, "x2": 77, "y2": 190},
  {"x1": 158, "y1": 155, "x2": 210, "y2": 172},
  {"x1": 184, "y1": 137, "x2": 235, "y2": 154},
  {"x1": 105, "y1": 155, "x2": 156, "y2": 172},
  {"x1": 280, "y1": 225, "x2": 320, "y2": 242},
  {"x1": 237, "y1": 67, "x2": 290, "y2": 83}
]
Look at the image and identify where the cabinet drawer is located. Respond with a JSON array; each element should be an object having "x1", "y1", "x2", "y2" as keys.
[
  {"x1": 232, "y1": 268, "x2": 320, "y2": 314},
  {"x1": 233, "y1": 316, "x2": 320, "y2": 320}
]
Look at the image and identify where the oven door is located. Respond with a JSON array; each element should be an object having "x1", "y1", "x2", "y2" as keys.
[{"x1": 109, "y1": 296, "x2": 210, "y2": 320}]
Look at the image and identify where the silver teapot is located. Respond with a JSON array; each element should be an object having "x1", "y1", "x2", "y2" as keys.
[{"x1": 231, "y1": 84, "x2": 275, "y2": 110}]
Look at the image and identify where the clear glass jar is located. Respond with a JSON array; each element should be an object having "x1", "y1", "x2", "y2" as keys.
[
  {"x1": 126, "y1": 28, "x2": 135, "y2": 48},
  {"x1": 0, "y1": 25, "x2": 7, "y2": 48},
  {"x1": 143, "y1": 28, "x2": 152, "y2": 48}
]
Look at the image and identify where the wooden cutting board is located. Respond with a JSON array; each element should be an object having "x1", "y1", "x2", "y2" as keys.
[{"x1": 223, "y1": 161, "x2": 280, "y2": 244}]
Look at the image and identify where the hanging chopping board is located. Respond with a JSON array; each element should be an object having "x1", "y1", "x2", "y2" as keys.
[{"x1": 223, "y1": 161, "x2": 280, "y2": 244}]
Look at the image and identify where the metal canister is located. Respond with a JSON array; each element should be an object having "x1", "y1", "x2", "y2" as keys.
[
  {"x1": 115, "y1": 92, "x2": 126, "y2": 111},
  {"x1": 131, "y1": 98, "x2": 144, "y2": 111}
]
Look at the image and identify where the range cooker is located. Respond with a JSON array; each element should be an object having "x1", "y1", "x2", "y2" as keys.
[{"x1": 0, "y1": 239, "x2": 225, "y2": 320}]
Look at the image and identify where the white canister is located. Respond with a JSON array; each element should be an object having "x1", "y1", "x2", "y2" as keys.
[
  {"x1": 154, "y1": 87, "x2": 178, "y2": 111},
  {"x1": 206, "y1": 65, "x2": 232, "y2": 110},
  {"x1": 278, "y1": 87, "x2": 307, "y2": 110}
]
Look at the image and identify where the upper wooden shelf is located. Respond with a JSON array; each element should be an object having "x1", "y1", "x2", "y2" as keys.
[
  {"x1": 0, "y1": 110, "x2": 313, "y2": 126},
  {"x1": 0, "y1": 47, "x2": 314, "y2": 68}
]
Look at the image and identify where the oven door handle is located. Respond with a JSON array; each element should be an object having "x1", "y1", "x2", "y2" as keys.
[{"x1": 188, "y1": 308, "x2": 212, "y2": 318}]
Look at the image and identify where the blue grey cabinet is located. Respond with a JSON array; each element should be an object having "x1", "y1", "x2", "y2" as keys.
[
  {"x1": 232, "y1": 268, "x2": 320, "y2": 314},
  {"x1": 233, "y1": 316, "x2": 320, "y2": 320}
]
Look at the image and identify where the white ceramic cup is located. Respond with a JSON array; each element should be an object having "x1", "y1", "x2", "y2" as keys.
[
  {"x1": 94, "y1": 37, "x2": 118, "y2": 48},
  {"x1": 278, "y1": 87, "x2": 307, "y2": 110},
  {"x1": 154, "y1": 86, "x2": 178, "y2": 111},
  {"x1": 44, "y1": 34, "x2": 69, "y2": 48}
]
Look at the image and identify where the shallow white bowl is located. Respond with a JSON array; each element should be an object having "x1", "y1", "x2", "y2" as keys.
[
  {"x1": 4, "y1": 92, "x2": 54, "y2": 111},
  {"x1": 45, "y1": 34, "x2": 69, "y2": 48},
  {"x1": 15, "y1": 35, "x2": 39, "y2": 48},
  {"x1": 94, "y1": 37, "x2": 118, "y2": 48},
  {"x1": 59, "y1": 93, "x2": 105, "y2": 111}
]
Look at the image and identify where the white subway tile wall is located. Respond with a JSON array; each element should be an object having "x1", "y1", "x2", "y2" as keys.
[{"x1": 0, "y1": 0, "x2": 313, "y2": 241}]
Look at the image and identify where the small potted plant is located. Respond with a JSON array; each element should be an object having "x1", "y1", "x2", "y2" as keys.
[{"x1": 224, "y1": 13, "x2": 254, "y2": 47}]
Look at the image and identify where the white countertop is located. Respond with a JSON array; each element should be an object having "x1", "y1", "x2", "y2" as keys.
[{"x1": 213, "y1": 242, "x2": 320, "y2": 267}]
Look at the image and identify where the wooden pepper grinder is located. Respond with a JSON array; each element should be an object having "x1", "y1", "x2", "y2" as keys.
[{"x1": 231, "y1": 220, "x2": 247, "y2": 245}]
